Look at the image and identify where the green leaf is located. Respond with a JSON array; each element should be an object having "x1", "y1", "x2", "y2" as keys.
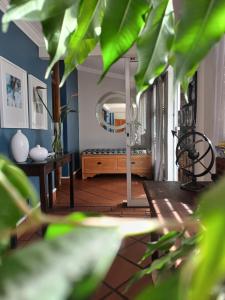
[
  {"x1": 135, "y1": 273, "x2": 179, "y2": 300},
  {"x1": 44, "y1": 1, "x2": 81, "y2": 78},
  {"x1": 0, "y1": 157, "x2": 37, "y2": 232},
  {"x1": 183, "y1": 177, "x2": 225, "y2": 300},
  {"x1": 135, "y1": 0, "x2": 175, "y2": 92},
  {"x1": 127, "y1": 255, "x2": 173, "y2": 291},
  {"x1": 46, "y1": 215, "x2": 161, "y2": 239},
  {"x1": 139, "y1": 231, "x2": 183, "y2": 264},
  {"x1": 2, "y1": 0, "x2": 75, "y2": 31},
  {"x1": 46, "y1": 212, "x2": 95, "y2": 240},
  {"x1": 128, "y1": 233, "x2": 196, "y2": 290},
  {"x1": 0, "y1": 227, "x2": 122, "y2": 300},
  {"x1": 100, "y1": 0, "x2": 149, "y2": 79},
  {"x1": 2, "y1": 160, "x2": 38, "y2": 207},
  {"x1": 7, "y1": 0, "x2": 74, "y2": 22},
  {"x1": 173, "y1": 0, "x2": 225, "y2": 86},
  {"x1": 60, "y1": 0, "x2": 105, "y2": 86}
]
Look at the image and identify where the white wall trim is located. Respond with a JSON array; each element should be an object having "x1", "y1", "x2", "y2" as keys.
[
  {"x1": 0, "y1": 0, "x2": 9, "y2": 13},
  {"x1": 61, "y1": 169, "x2": 80, "y2": 180},
  {"x1": 0, "y1": 0, "x2": 45, "y2": 47},
  {"x1": 39, "y1": 46, "x2": 49, "y2": 59},
  {"x1": 77, "y1": 65, "x2": 125, "y2": 80}
]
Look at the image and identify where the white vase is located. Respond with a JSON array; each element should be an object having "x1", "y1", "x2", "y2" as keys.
[
  {"x1": 11, "y1": 130, "x2": 29, "y2": 162},
  {"x1": 29, "y1": 145, "x2": 48, "y2": 162}
]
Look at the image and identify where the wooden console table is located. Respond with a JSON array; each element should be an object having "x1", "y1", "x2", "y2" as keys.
[
  {"x1": 143, "y1": 181, "x2": 212, "y2": 219},
  {"x1": 143, "y1": 181, "x2": 211, "y2": 258},
  {"x1": 216, "y1": 157, "x2": 225, "y2": 178},
  {"x1": 17, "y1": 152, "x2": 74, "y2": 212}
]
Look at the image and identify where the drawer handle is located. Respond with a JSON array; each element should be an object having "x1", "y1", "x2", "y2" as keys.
[
  {"x1": 131, "y1": 162, "x2": 135, "y2": 165},
  {"x1": 97, "y1": 162, "x2": 102, "y2": 165}
]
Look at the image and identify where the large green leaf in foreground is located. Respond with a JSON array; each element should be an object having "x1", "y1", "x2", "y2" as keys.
[
  {"x1": 100, "y1": 0, "x2": 149, "y2": 79},
  {"x1": 60, "y1": 0, "x2": 105, "y2": 86},
  {"x1": 0, "y1": 227, "x2": 121, "y2": 300},
  {"x1": 135, "y1": 0, "x2": 174, "y2": 92},
  {"x1": 2, "y1": 0, "x2": 75, "y2": 31},
  {"x1": 0, "y1": 214, "x2": 161, "y2": 300},
  {"x1": 43, "y1": 1, "x2": 81, "y2": 77},
  {"x1": 173, "y1": 0, "x2": 225, "y2": 85},
  {"x1": 0, "y1": 157, "x2": 38, "y2": 232},
  {"x1": 136, "y1": 273, "x2": 179, "y2": 300},
  {"x1": 182, "y1": 177, "x2": 225, "y2": 300}
]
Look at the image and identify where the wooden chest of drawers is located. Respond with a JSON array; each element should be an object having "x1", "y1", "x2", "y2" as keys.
[{"x1": 82, "y1": 154, "x2": 152, "y2": 179}]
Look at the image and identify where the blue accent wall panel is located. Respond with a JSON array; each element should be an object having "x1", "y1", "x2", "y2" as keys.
[
  {"x1": 0, "y1": 12, "x2": 52, "y2": 192},
  {"x1": 59, "y1": 62, "x2": 79, "y2": 176}
]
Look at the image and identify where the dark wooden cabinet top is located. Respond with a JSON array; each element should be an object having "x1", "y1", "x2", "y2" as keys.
[
  {"x1": 16, "y1": 152, "x2": 72, "y2": 166},
  {"x1": 143, "y1": 181, "x2": 211, "y2": 213}
]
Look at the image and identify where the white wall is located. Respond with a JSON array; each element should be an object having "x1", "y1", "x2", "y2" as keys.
[{"x1": 78, "y1": 71, "x2": 126, "y2": 152}]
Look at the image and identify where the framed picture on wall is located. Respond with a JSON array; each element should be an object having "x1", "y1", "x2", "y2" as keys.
[
  {"x1": 0, "y1": 56, "x2": 29, "y2": 128},
  {"x1": 28, "y1": 74, "x2": 48, "y2": 130}
]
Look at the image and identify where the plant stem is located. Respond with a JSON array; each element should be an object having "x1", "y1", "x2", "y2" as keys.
[{"x1": 36, "y1": 88, "x2": 53, "y2": 122}]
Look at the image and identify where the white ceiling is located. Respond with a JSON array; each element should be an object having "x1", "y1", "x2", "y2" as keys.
[
  {"x1": 82, "y1": 56, "x2": 122, "y2": 74},
  {"x1": 80, "y1": 55, "x2": 138, "y2": 78}
]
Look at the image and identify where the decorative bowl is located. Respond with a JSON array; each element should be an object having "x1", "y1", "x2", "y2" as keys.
[{"x1": 29, "y1": 145, "x2": 48, "y2": 161}]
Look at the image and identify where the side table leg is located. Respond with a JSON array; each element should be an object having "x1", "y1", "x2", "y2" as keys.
[
  {"x1": 69, "y1": 158, "x2": 74, "y2": 208},
  {"x1": 151, "y1": 232, "x2": 159, "y2": 260},
  {"x1": 40, "y1": 173, "x2": 47, "y2": 212},
  {"x1": 41, "y1": 225, "x2": 48, "y2": 237},
  {"x1": 10, "y1": 234, "x2": 17, "y2": 249},
  {"x1": 48, "y1": 172, "x2": 53, "y2": 209}
]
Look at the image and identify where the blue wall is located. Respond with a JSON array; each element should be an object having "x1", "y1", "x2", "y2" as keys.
[
  {"x1": 60, "y1": 62, "x2": 79, "y2": 176},
  {"x1": 0, "y1": 12, "x2": 52, "y2": 191}
]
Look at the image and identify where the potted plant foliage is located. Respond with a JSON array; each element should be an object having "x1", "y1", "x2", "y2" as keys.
[{"x1": 0, "y1": 1, "x2": 225, "y2": 299}]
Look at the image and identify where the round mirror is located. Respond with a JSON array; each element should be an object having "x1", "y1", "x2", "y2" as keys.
[{"x1": 96, "y1": 91, "x2": 126, "y2": 133}]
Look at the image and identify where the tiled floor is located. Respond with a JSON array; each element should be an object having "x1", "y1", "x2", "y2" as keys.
[{"x1": 18, "y1": 174, "x2": 153, "y2": 299}]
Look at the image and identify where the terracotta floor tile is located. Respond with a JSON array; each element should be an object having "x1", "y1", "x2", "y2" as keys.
[
  {"x1": 104, "y1": 256, "x2": 140, "y2": 288},
  {"x1": 18, "y1": 230, "x2": 36, "y2": 241},
  {"x1": 17, "y1": 240, "x2": 30, "y2": 249},
  {"x1": 104, "y1": 292, "x2": 126, "y2": 300},
  {"x1": 28, "y1": 233, "x2": 42, "y2": 243},
  {"x1": 119, "y1": 241, "x2": 151, "y2": 268},
  {"x1": 119, "y1": 237, "x2": 137, "y2": 250},
  {"x1": 118, "y1": 274, "x2": 153, "y2": 299},
  {"x1": 91, "y1": 283, "x2": 112, "y2": 300},
  {"x1": 132, "y1": 233, "x2": 151, "y2": 241},
  {"x1": 140, "y1": 234, "x2": 151, "y2": 244}
]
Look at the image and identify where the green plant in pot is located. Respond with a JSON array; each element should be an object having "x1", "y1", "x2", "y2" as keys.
[
  {"x1": 1, "y1": 0, "x2": 225, "y2": 299},
  {"x1": 36, "y1": 86, "x2": 76, "y2": 155}
]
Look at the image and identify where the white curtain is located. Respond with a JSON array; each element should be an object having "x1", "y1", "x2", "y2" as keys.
[
  {"x1": 151, "y1": 77, "x2": 167, "y2": 181},
  {"x1": 213, "y1": 37, "x2": 225, "y2": 144},
  {"x1": 196, "y1": 37, "x2": 225, "y2": 179}
]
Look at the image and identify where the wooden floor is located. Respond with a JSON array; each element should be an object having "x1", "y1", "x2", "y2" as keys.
[
  {"x1": 18, "y1": 174, "x2": 153, "y2": 300},
  {"x1": 55, "y1": 174, "x2": 150, "y2": 216}
]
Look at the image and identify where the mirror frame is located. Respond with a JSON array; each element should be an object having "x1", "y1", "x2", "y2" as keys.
[{"x1": 96, "y1": 91, "x2": 126, "y2": 132}]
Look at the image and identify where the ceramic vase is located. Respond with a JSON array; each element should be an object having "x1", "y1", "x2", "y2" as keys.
[
  {"x1": 11, "y1": 130, "x2": 29, "y2": 162},
  {"x1": 29, "y1": 145, "x2": 48, "y2": 161}
]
